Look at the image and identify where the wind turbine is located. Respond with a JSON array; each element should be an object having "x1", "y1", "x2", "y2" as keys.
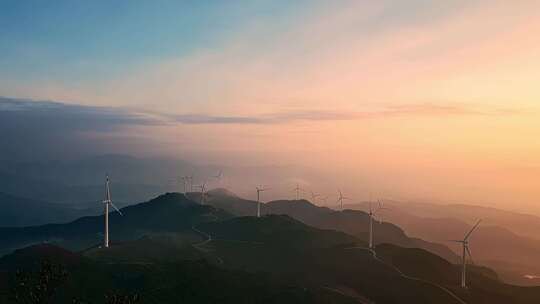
[
  {"x1": 450, "y1": 219, "x2": 482, "y2": 289},
  {"x1": 292, "y1": 183, "x2": 304, "y2": 200},
  {"x1": 179, "y1": 176, "x2": 190, "y2": 193},
  {"x1": 336, "y1": 190, "x2": 349, "y2": 211},
  {"x1": 102, "y1": 175, "x2": 123, "y2": 248},
  {"x1": 310, "y1": 191, "x2": 320, "y2": 202},
  {"x1": 188, "y1": 175, "x2": 194, "y2": 192},
  {"x1": 194, "y1": 182, "x2": 207, "y2": 204},
  {"x1": 255, "y1": 186, "x2": 269, "y2": 218},
  {"x1": 173, "y1": 176, "x2": 189, "y2": 193},
  {"x1": 368, "y1": 200, "x2": 388, "y2": 250}
]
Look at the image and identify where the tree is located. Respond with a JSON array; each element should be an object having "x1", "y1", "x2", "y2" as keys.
[
  {"x1": 11, "y1": 260, "x2": 139, "y2": 304},
  {"x1": 12, "y1": 260, "x2": 68, "y2": 304}
]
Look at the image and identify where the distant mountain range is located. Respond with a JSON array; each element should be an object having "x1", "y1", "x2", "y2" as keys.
[
  {"x1": 0, "y1": 168, "x2": 169, "y2": 206},
  {"x1": 361, "y1": 200, "x2": 540, "y2": 240},
  {"x1": 345, "y1": 201, "x2": 540, "y2": 286},
  {"x1": 0, "y1": 192, "x2": 99, "y2": 227},
  {"x1": 1, "y1": 192, "x2": 540, "y2": 303},
  {"x1": 0, "y1": 154, "x2": 316, "y2": 208},
  {"x1": 202, "y1": 189, "x2": 459, "y2": 263},
  {"x1": 3, "y1": 182, "x2": 540, "y2": 288},
  {"x1": 0, "y1": 189, "x2": 540, "y2": 304}
]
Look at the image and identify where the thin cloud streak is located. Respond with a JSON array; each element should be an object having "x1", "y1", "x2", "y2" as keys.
[
  {"x1": 0, "y1": 97, "x2": 160, "y2": 130},
  {"x1": 168, "y1": 103, "x2": 519, "y2": 125},
  {"x1": 1, "y1": 97, "x2": 520, "y2": 127}
]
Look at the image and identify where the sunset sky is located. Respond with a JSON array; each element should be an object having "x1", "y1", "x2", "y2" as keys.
[{"x1": 1, "y1": 1, "x2": 540, "y2": 211}]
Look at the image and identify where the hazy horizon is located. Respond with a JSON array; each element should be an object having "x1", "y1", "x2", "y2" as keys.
[{"x1": 2, "y1": 1, "x2": 540, "y2": 214}]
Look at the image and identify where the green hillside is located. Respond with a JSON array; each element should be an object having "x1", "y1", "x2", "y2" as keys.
[
  {"x1": 0, "y1": 244, "x2": 357, "y2": 304},
  {"x1": 2, "y1": 192, "x2": 540, "y2": 303},
  {"x1": 188, "y1": 215, "x2": 540, "y2": 304},
  {"x1": 0, "y1": 193, "x2": 230, "y2": 255}
]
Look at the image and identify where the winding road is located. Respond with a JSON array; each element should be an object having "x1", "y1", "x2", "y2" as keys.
[
  {"x1": 344, "y1": 246, "x2": 468, "y2": 304},
  {"x1": 191, "y1": 217, "x2": 467, "y2": 304}
]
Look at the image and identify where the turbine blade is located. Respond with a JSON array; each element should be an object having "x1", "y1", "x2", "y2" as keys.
[
  {"x1": 464, "y1": 219, "x2": 482, "y2": 240},
  {"x1": 110, "y1": 202, "x2": 123, "y2": 216},
  {"x1": 466, "y1": 246, "x2": 475, "y2": 265}
]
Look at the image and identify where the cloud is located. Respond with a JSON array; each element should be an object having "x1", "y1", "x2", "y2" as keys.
[
  {"x1": 0, "y1": 97, "x2": 161, "y2": 161},
  {"x1": 169, "y1": 110, "x2": 362, "y2": 125},
  {"x1": 168, "y1": 103, "x2": 516, "y2": 125},
  {"x1": 0, "y1": 97, "x2": 160, "y2": 130},
  {"x1": 3, "y1": 1, "x2": 539, "y2": 118},
  {"x1": 0, "y1": 96, "x2": 521, "y2": 165},
  {"x1": 171, "y1": 114, "x2": 263, "y2": 125}
]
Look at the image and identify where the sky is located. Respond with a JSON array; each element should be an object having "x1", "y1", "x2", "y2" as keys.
[{"x1": 1, "y1": 0, "x2": 540, "y2": 212}]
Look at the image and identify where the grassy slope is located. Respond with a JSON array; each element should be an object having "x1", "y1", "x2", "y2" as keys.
[{"x1": 0, "y1": 193, "x2": 230, "y2": 255}]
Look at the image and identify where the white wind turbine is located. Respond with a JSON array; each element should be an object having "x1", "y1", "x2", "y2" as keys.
[
  {"x1": 368, "y1": 200, "x2": 388, "y2": 250},
  {"x1": 194, "y1": 182, "x2": 207, "y2": 204},
  {"x1": 292, "y1": 183, "x2": 304, "y2": 200},
  {"x1": 171, "y1": 176, "x2": 189, "y2": 193},
  {"x1": 450, "y1": 219, "x2": 482, "y2": 289},
  {"x1": 180, "y1": 176, "x2": 190, "y2": 193},
  {"x1": 188, "y1": 175, "x2": 194, "y2": 192},
  {"x1": 255, "y1": 186, "x2": 269, "y2": 218},
  {"x1": 336, "y1": 190, "x2": 349, "y2": 211},
  {"x1": 102, "y1": 175, "x2": 123, "y2": 248}
]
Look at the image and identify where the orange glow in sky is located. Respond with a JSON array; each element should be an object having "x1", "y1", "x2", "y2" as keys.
[{"x1": 2, "y1": 1, "x2": 540, "y2": 212}]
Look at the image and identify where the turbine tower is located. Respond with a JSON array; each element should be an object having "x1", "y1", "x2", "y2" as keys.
[
  {"x1": 102, "y1": 175, "x2": 123, "y2": 248},
  {"x1": 368, "y1": 200, "x2": 388, "y2": 250},
  {"x1": 336, "y1": 190, "x2": 349, "y2": 211},
  {"x1": 172, "y1": 176, "x2": 188, "y2": 193},
  {"x1": 188, "y1": 175, "x2": 194, "y2": 192},
  {"x1": 255, "y1": 186, "x2": 269, "y2": 218},
  {"x1": 180, "y1": 176, "x2": 189, "y2": 193},
  {"x1": 194, "y1": 182, "x2": 207, "y2": 204},
  {"x1": 292, "y1": 183, "x2": 303, "y2": 200},
  {"x1": 450, "y1": 219, "x2": 482, "y2": 289}
]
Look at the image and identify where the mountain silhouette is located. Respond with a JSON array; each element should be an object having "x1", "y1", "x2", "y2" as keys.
[
  {"x1": 0, "y1": 192, "x2": 96, "y2": 227},
  {"x1": 0, "y1": 243, "x2": 356, "y2": 304},
  {"x1": 205, "y1": 190, "x2": 458, "y2": 263},
  {"x1": 1, "y1": 192, "x2": 540, "y2": 303},
  {"x1": 0, "y1": 192, "x2": 230, "y2": 255},
  {"x1": 187, "y1": 210, "x2": 540, "y2": 304},
  {"x1": 346, "y1": 201, "x2": 540, "y2": 286}
]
